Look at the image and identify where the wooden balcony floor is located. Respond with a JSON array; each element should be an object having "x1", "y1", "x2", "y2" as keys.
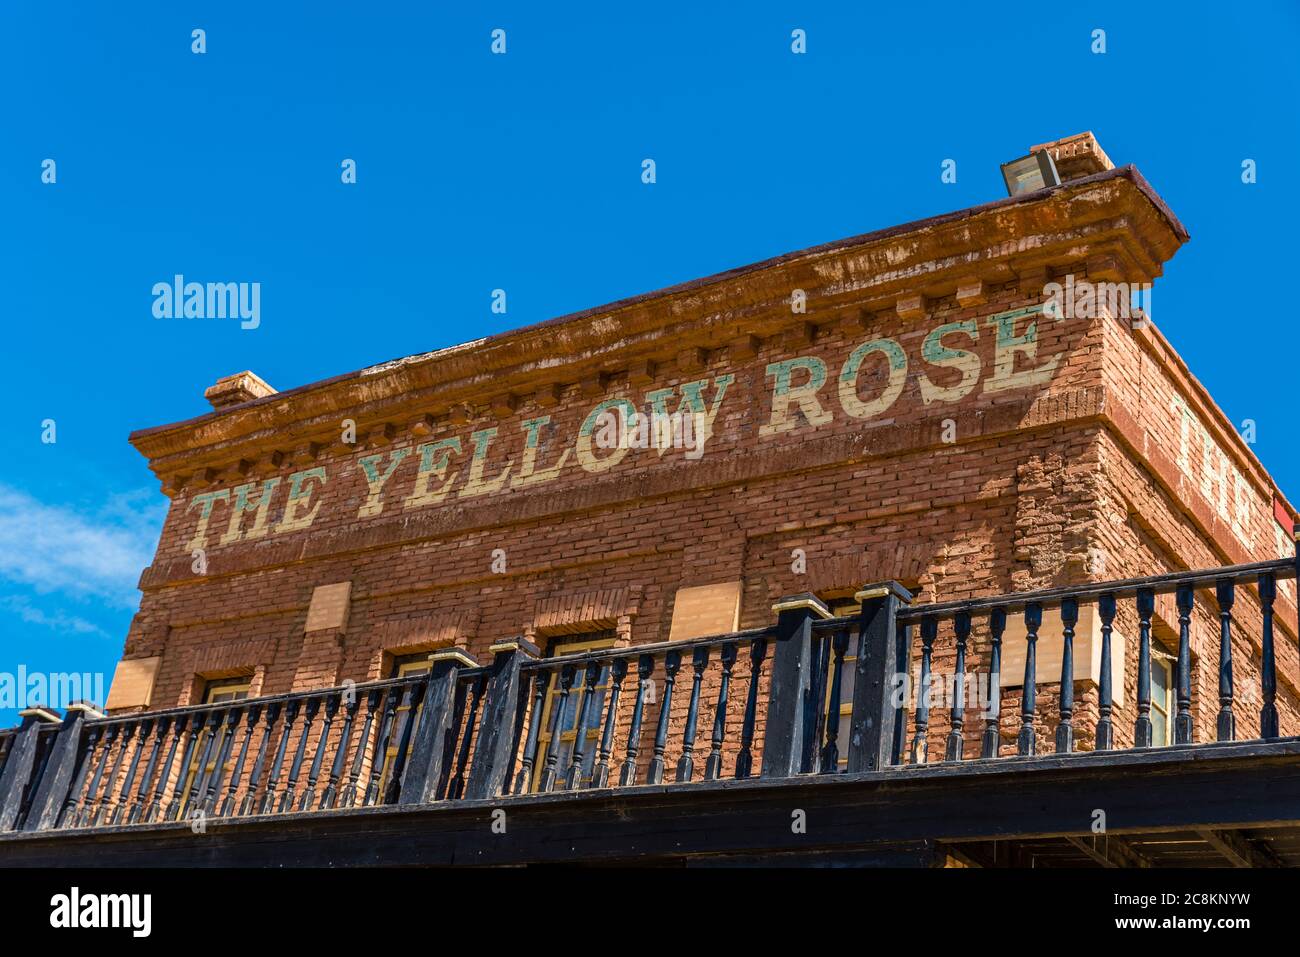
[{"x1": 3, "y1": 737, "x2": 1299, "y2": 867}]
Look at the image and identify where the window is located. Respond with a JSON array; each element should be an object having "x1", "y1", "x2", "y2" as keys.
[
  {"x1": 202, "y1": 677, "x2": 251, "y2": 704},
  {"x1": 1150, "y1": 649, "x2": 1175, "y2": 747},
  {"x1": 533, "y1": 631, "x2": 617, "y2": 790},
  {"x1": 390, "y1": 653, "x2": 432, "y2": 679},
  {"x1": 181, "y1": 676, "x2": 253, "y2": 806}
]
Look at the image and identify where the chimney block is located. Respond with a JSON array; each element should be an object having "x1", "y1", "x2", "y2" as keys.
[{"x1": 204, "y1": 371, "x2": 276, "y2": 410}]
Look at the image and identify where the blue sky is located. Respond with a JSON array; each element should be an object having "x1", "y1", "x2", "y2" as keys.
[{"x1": 2, "y1": 2, "x2": 1296, "y2": 724}]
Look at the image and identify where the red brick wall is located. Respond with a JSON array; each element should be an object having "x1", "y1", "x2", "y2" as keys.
[{"x1": 115, "y1": 263, "x2": 1295, "y2": 757}]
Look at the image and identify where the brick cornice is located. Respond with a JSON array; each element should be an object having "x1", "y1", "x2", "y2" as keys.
[{"x1": 129, "y1": 167, "x2": 1186, "y2": 484}]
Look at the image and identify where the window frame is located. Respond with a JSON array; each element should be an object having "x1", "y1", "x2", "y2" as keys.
[
  {"x1": 1150, "y1": 648, "x2": 1176, "y2": 747},
  {"x1": 180, "y1": 675, "x2": 254, "y2": 804},
  {"x1": 533, "y1": 631, "x2": 618, "y2": 790}
]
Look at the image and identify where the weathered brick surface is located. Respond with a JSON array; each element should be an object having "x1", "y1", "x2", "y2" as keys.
[{"x1": 109, "y1": 158, "x2": 1297, "y2": 771}]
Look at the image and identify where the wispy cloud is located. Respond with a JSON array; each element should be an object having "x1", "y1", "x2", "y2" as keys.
[
  {"x1": 0, "y1": 595, "x2": 107, "y2": 637},
  {"x1": 0, "y1": 484, "x2": 165, "y2": 610}
]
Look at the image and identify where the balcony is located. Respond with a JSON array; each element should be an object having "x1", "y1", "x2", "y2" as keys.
[{"x1": 3, "y1": 553, "x2": 1300, "y2": 867}]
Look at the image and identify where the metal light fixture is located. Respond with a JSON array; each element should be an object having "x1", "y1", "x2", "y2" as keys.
[{"x1": 1000, "y1": 150, "x2": 1061, "y2": 197}]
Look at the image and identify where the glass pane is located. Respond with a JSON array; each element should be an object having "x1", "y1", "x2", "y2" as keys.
[
  {"x1": 560, "y1": 686, "x2": 580, "y2": 734},
  {"x1": 554, "y1": 737, "x2": 575, "y2": 774},
  {"x1": 1151, "y1": 707, "x2": 1169, "y2": 748},
  {"x1": 1152, "y1": 659, "x2": 1170, "y2": 699}
]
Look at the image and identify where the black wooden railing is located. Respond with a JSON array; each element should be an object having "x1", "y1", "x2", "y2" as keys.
[
  {"x1": 0, "y1": 551, "x2": 1296, "y2": 837},
  {"x1": 895, "y1": 556, "x2": 1295, "y2": 761},
  {"x1": 511, "y1": 627, "x2": 777, "y2": 793}
]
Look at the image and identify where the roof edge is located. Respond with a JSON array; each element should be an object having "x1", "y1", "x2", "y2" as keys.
[{"x1": 130, "y1": 164, "x2": 1186, "y2": 450}]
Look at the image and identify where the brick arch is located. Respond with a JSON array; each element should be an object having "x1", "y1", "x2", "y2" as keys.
[
  {"x1": 177, "y1": 638, "x2": 278, "y2": 706},
  {"x1": 365, "y1": 609, "x2": 479, "y2": 680},
  {"x1": 528, "y1": 586, "x2": 641, "y2": 648}
]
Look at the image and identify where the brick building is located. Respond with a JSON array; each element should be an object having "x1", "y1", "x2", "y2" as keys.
[
  {"x1": 5, "y1": 132, "x2": 1300, "y2": 867},
  {"x1": 110, "y1": 132, "x2": 1297, "y2": 745}
]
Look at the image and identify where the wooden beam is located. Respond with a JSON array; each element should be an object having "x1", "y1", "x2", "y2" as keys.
[
  {"x1": 942, "y1": 845, "x2": 985, "y2": 868},
  {"x1": 8, "y1": 739, "x2": 1300, "y2": 867},
  {"x1": 1065, "y1": 835, "x2": 1151, "y2": 868},
  {"x1": 1196, "y1": 828, "x2": 1282, "y2": 868}
]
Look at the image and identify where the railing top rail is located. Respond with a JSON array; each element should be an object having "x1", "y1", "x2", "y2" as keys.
[
  {"x1": 521, "y1": 625, "x2": 778, "y2": 671},
  {"x1": 83, "y1": 670, "x2": 437, "y2": 730},
  {"x1": 896, "y1": 556, "x2": 1294, "y2": 623}
]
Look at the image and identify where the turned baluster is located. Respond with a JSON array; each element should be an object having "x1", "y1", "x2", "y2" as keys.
[
  {"x1": 146, "y1": 718, "x2": 184, "y2": 823},
  {"x1": 83, "y1": 726, "x2": 121, "y2": 827},
  {"x1": 910, "y1": 616, "x2": 937, "y2": 764},
  {"x1": 539, "y1": 664, "x2": 574, "y2": 793},
  {"x1": 202, "y1": 708, "x2": 241, "y2": 814},
  {"x1": 734, "y1": 638, "x2": 768, "y2": 779},
  {"x1": 676, "y1": 646, "x2": 710, "y2": 783},
  {"x1": 240, "y1": 703, "x2": 280, "y2": 816},
  {"x1": 513, "y1": 671, "x2": 548, "y2": 795},
  {"x1": 1055, "y1": 598, "x2": 1078, "y2": 754},
  {"x1": 364, "y1": 688, "x2": 400, "y2": 806},
  {"x1": 221, "y1": 706, "x2": 260, "y2": 817},
  {"x1": 564, "y1": 661, "x2": 601, "y2": 790},
  {"x1": 1175, "y1": 583, "x2": 1195, "y2": 744},
  {"x1": 449, "y1": 674, "x2": 488, "y2": 800},
  {"x1": 340, "y1": 690, "x2": 380, "y2": 808},
  {"x1": 618, "y1": 655, "x2": 655, "y2": 787},
  {"x1": 1260, "y1": 572, "x2": 1280, "y2": 739},
  {"x1": 706, "y1": 643, "x2": 738, "y2": 780},
  {"x1": 299, "y1": 696, "x2": 338, "y2": 810},
  {"x1": 280, "y1": 697, "x2": 320, "y2": 813},
  {"x1": 165, "y1": 714, "x2": 205, "y2": 821},
  {"x1": 110, "y1": 720, "x2": 151, "y2": 825},
  {"x1": 1095, "y1": 596, "x2": 1116, "y2": 751},
  {"x1": 1134, "y1": 587, "x2": 1155, "y2": 748},
  {"x1": 185, "y1": 710, "x2": 222, "y2": 818},
  {"x1": 1017, "y1": 602, "x2": 1042, "y2": 756},
  {"x1": 591, "y1": 658, "x2": 628, "y2": 788},
  {"x1": 127, "y1": 717, "x2": 167, "y2": 824},
  {"x1": 981, "y1": 608, "x2": 1006, "y2": 759},
  {"x1": 647, "y1": 650, "x2": 682, "y2": 785},
  {"x1": 946, "y1": 611, "x2": 971, "y2": 761},
  {"x1": 57, "y1": 725, "x2": 102, "y2": 829},
  {"x1": 1215, "y1": 578, "x2": 1236, "y2": 742},
  {"x1": 321, "y1": 694, "x2": 359, "y2": 809},
  {"x1": 92, "y1": 723, "x2": 133, "y2": 826},
  {"x1": 260, "y1": 700, "x2": 300, "y2": 814}
]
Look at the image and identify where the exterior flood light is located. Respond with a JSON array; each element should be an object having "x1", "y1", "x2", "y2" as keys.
[{"x1": 1000, "y1": 150, "x2": 1061, "y2": 197}]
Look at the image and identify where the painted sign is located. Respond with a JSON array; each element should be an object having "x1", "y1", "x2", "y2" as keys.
[
  {"x1": 183, "y1": 306, "x2": 1061, "y2": 553},
  {"x1": 1168, "y1": 395, "x2": 1294, "y2": 600}
]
